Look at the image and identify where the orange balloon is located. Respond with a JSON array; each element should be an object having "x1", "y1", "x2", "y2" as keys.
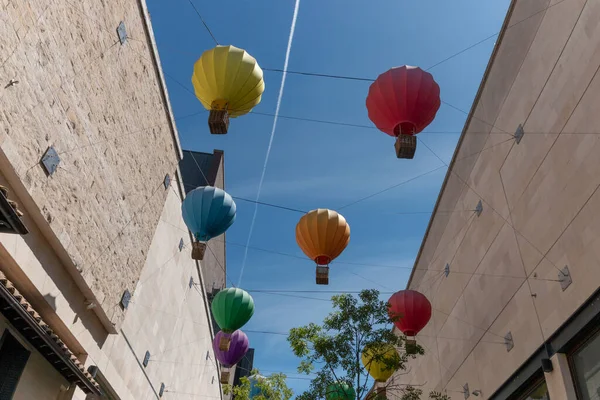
[{"x1": 295, "y1": 209, "x2": 350, "y2": 265}]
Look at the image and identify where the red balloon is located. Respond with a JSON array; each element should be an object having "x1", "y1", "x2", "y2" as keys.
[
  {"x1": 388, "y1": 290, "x2": 432, "y2": 337},
  {"x1": 366, "y1": 66, "x2": 441, "y2": 137}
]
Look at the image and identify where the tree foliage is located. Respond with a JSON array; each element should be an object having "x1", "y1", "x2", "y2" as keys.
[
  {"x1": 223, "y1": 369, "x2": 293, "y2": 400},
  {"x1": 287, "y1": 289, "x2": 449, "y2": 400}
]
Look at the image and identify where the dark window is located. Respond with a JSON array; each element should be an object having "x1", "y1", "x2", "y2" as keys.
[
  {"x1": 0, "y1": 329, "x2": 31, "y2": 400},
  {"x1": 510, "y1": 375, "x2": 550, "y2": 400},
  {"x1": 571, "y1": 330, "x2": 600, "y2": 400},
  {"x1": 519, "y1": 380, "x2": 550, "y2": 400}
]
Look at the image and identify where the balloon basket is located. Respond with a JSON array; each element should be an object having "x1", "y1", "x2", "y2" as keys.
[
  {"x1": 191, "y1": 241, "x2": 206, "y2": 260},
  {"x1": 405, "y1": 338, "x2": 418, "y2": 355},
  {"x1": 219, "y1": 335, "x2": 231, "y2": 351},
  {"x1": 376, "y1": 386, "x2": 387, "y2": 399},
  {"x1": 394, "y1": 134, "x2": 416, "y2": 159},
  {"x1": 220, "y1": 369, "x2": 230, "y2": 384},
  {"x1": 316, "y1": 266, "x2": 329, "y2": 285},
  {"x1": 209, "y1": 109, "x2": 230, "y2": 134}
]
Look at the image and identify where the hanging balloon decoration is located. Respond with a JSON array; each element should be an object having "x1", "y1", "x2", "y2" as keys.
[
  {"x1": 181, "y1": 186, "x2": 236, "y2": 260},
  {"x1": 295, "y1": 209, "x2": 351, "y2": 285},
  {"x1": 213, "y1": 330, "x2": 249, "y2": 383},
  {"x1": 192, "y1": 45, "x2": 265, "y2": 134},
  {"x1": 211, "y1": 287, "x2": 254, "y2": 351},
  {"x1": 361, "y1": 344, "x2": 400, "y2": 399},
  {"x1": 366, "y1": 66, "x2": 441, "y2": 159},
  {"x1": 249, "y1": 374, "x2": 267, "y2": 398},
  {"x1": 387, "y1": 290, "x2": 432, "y2": 354},
  {"x1": 326, "y1": 381, "x2": 356, "y2": 400}
]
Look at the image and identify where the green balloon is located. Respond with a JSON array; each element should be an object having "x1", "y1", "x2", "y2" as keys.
[
  {"x1": 211, "y1": 287, "x2": 254, "y2": 332},
  {"x1": 326, "y1": 382, "x2": 356, "y2": 400}
]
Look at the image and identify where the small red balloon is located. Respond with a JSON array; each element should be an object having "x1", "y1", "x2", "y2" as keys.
[
  {"x1": 366, "y1": 66, "x2": 441, "y2": 137},
  {"x1": 388, "y1": 290, "x2": 432, "y2": 337}
]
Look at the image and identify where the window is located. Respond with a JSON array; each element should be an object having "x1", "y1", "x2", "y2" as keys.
[
  {"x1": 0, "y1": 329, "x2": 31, "y2": 399},
  {"x1": 510, "y1": 376, "x2": 550, "y2": 400},
  {"x1": 571, "y1": 330, "x2": 600, "y2": 400},
  {"x1": 519, "y1": 380, "x2": 550, "y2": 400}
]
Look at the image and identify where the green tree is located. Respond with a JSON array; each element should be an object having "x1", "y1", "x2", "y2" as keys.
[
  {"x1": 223, "y1": 369, "x2": 293, "y2": 400},
  {"x1": 287, "y1": 289, "x2": 449, "y2": 400}
]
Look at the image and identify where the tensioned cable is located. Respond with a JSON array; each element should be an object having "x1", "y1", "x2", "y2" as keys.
[
  {"x1": 237, "y1": 0, "x2": 302, "y2": 288},
  {"x1": 186, "y1": 0, "x2": 219, "y2": 45},
  {"x1": 416, "y1": 136, "x2": 569, "y2": 276}
]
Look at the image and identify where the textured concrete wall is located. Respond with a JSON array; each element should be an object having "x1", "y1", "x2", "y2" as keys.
[
  {"x1": 391, "y1": 0, "x2": 600, "y2": 398},
  {"x1": 0, "y1": 0, "x2": 180, "y2": 330},
  {"x1": 0, "y1": 175, "x2": 221, "y2": 400}
]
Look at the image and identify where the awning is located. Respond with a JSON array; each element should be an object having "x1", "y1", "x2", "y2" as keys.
[{"x1": 0, "y1": 271, "x2": 100, "y2": 395}]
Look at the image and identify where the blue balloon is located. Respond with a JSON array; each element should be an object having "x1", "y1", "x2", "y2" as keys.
[
  {"x1": 181, "y1": 186, "x2": 236, "y2": 241},
  {"x1": 249, "y1": 374, "x2": 267, "y2": 398}
]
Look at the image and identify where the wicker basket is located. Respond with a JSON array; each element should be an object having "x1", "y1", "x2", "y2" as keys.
[
  {"x1": 191, "y1": 241, "x2": 206, "y2": 260},
  {"x1": 405, "y1": 338, "x2": 418, "y2": 355},
  {"x1": 376, "y1": 386, "x2": 387, "y2": 399},
  {"x1": 209, "y1": 110, "x2": 230, "y2": 134},
  {"x1": 220, "y1": 370, "x2": 230, "y2": 384},
  {"x1": 316, "y1": 266, "x2": 329, "y2": 285},
  {"x1": 394, "y1": 134, "x2": 417, "y2": 159},
  {"x1": 219, "y1": 335, "x2": 231, "y2": 351}
]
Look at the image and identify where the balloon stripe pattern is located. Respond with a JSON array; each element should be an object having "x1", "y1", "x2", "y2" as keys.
[
  {"x1": 181, "y1": 186, "x2": 236, "y2": 242},
  {"x1": 211, "y1": 287, "x2": 255, "y2": 333},
  {"x1": 361, "y1": 344, "x2": 399, "y2": 383},
  {"x1": 388, "y1": 290, "x2": 432, "y2": 337},
  {"x1": 296, "y1": 209, "x2": 350, "y2": 265},
  {"x1": 213, "y1": 330, "x2": 249, "y2": 367},
  {"x1": 192, "y1": 45, "x2": 265, "y2": 117},
  {"x1": 366, "y1": 66, "x2": 441, "y2": 136}
]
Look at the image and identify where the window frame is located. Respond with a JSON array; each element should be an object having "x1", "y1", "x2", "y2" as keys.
[
  {"x1": 508, "y1": 373, "x2": 549, "y2": 400},
  {"x1": 568, "y1": 325, "x2": 600, "y2": 400},
  {"x1": 0, "y1": 328, "x2": 32, "y2": 399}
]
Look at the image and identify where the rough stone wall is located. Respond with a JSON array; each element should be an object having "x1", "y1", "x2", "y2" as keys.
[{"x1": 0, "y1": 0, "x2": 180, "y2": 328}]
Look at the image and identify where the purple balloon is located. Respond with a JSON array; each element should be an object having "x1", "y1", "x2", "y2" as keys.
[{"x1": 213, "y1": 330, "x2": 249, "y2": 367}]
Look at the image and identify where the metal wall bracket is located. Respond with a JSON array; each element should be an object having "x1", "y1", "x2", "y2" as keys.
[
  {"x1": 514, "y1": 124, "x2": 524, "y2": 144},
  {"x1": 463, "y1": 383, "x2": 470, "y2": 399},
  {"x1": 117, "y1": 21, "x2": 127, "y2": 44},
  {"x1": 120, "y1": 289, "x2": 131, "y2": 310},
  {"x1": 444, "y1": 263, "x2": 450, "y2": 277},
  {"x1": 475, "y1": 200, "x2": 483, "y2": 217},
  {"x1": 504, "y1": 331, "x2": 514, "y2": 352},
  {"x1": 558, "y1": 266, "x2": 572, "y2": 291},
  {"x1": 143, "y1": 351, "x2": 150, "y2": 367},
  {"x1": 179, "y1": 238, "x2": 184, "y2": 251},
  {"x1": 206, "y1": 350, "x2": 210, "y2": 360},
  {"x1": 159, "y1": 383, "x2": 165, "y2": 397},
  {"x1": 41, "y1": 146, "x2": 60, "y2": 176},
  {"x1": 164, "y1": 173, "x2": 171, "y2": 189},
  {"x1": 211, "y1": 376, "x2": 215, "y2": 384},
  {"x1": 189, "y1": 277, "x2": 194, "y2": 288}
]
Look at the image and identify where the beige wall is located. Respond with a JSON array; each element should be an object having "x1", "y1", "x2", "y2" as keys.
[
  {"x1": 0, "y1": 0, "x2": 223, "y2": 398},
  {"x1": 1, "y1": 174, "x2": 221, "y2": 400},
  {"x1": 390, "y1": 0, "x2": 600, "y2": 398},
  {"x1": 0, "y1": 315, "x2": 71, "y2": 400},
  {"x1": 0, "y1": 0, "x2": 180, "y2": 330}
]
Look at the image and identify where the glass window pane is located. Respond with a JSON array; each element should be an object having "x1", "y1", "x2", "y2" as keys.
[
  {"x1": 521, "y1": 381, "x2": 550, "y2": 400},
  {"x1": 572, "y1": 332, "x2": 600, "y2": 400}
]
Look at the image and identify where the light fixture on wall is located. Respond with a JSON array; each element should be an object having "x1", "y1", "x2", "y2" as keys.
[{"x1": 85, "y1": 300, "x2": 97, "y2": 310}]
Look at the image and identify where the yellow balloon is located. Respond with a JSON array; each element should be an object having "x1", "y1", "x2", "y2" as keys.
[
  {"x1": 361, "y1": 345, "x2": 399, "y2": 382},
  {"x1": 295, "y1": 209, "x2": 350, "y2": 265},
  {"x1": 191, "y1": 45, "x2": 265, "y2": 117}
]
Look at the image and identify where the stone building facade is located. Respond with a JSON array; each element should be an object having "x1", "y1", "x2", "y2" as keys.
[
  {"x1": 387, "y1": 0, "x2": 600, "y2": 399},
  {"x1": 0, "y1": 0, "x2": 222, "y2": 399}
]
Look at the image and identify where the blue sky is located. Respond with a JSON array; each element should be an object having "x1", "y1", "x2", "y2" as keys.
[{"x1": 146, "y1": 0, "x2": 511, "y2": 395}]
